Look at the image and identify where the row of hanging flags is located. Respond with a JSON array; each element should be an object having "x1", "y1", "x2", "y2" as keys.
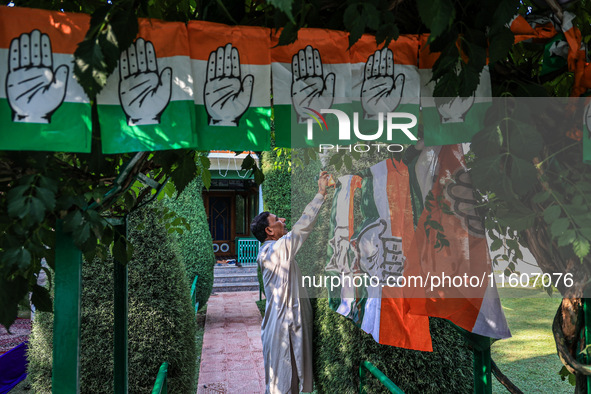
[
  {"x1": 326, "y1": 144, "x2": 511, "y2": 351},
  {"x1": 2, "y1": 5, "x2": 590, "y2": 153}
]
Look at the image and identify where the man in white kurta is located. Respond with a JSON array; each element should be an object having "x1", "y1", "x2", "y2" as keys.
[{"x1": 251, "y1": 172, "x2": 329, "y2": 393}]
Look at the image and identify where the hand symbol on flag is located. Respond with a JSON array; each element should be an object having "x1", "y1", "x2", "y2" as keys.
[
  {"x1": 119, "y1": 38, "x2": 172, "y2": 126},
  {"x1": 434, "y1": 96, "x2": 475, "y2": 124},
  {"x1": 361, "y1": 47, "x2": 405, "y2": 119},
  {"x1": 433, "y1": 60, "x2": 475, "y2": 124},
  {"x1": 6, "y1": 30, "x2": 69, "y2": 123},
  {"x1": 204, "y1": 43, "x2": 254, "y2": 127},
  {"x1": 291, "y1": 46, "x2": 335, "y2": 124}
]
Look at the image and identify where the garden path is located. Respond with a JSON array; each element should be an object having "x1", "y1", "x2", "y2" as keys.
[{"x1": 197, "y1": 291, "x2": 265, "y2": 393}]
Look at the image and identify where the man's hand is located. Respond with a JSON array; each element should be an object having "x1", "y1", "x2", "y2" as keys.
[{"x1": 318, "y1": 171, "x2": 331, "y2": 196}]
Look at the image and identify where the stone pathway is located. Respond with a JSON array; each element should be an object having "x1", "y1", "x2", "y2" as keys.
[{"x1": 197, "y1": 291, "x2": 265, "y2": 393}]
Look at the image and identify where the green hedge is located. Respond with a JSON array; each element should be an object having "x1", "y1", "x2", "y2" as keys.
[
  {"x1": 164, "y1": 176, "x2": 215, "y2": 310},
  {"x1": 27, "y1": 204, "x2": 197, "y2": 393},
  {"x1": 313, "y1": 299, "x2": 472, "y2": 393}
]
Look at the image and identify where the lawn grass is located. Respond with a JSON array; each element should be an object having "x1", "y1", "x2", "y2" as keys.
[{"x1": 491, "y1": 287, "x2": 572, "y2": 393}]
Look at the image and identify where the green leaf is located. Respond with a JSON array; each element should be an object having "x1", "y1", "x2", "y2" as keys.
[
  {"x1": 267, "y1": 0, "x2": 295, "y2": 23},
  {"x1": 277, "y1": 22, "x2": 299, "y2": 46},
  {"x1": 31, "y1": 284, "x2": 52, "y2": 312},
  {"x1": 573, "y1": 237, "x2": 591, "y2": 259},
  {"x1": 490, "y1": 238, "x2": 503, "y2": 251},
  {"x1": 63, "y1": 210, "x2": 83, "y2": 233},
  {"x1": 550, "y1": 218, "x2": 570, "y2": 238},
  {"x1": 201, "y1": 168, "x2": 212, "y2": 190},
  {"x1": 488, "y1": 27, "x2": 515, "y2": 64},
  {"x1": 417, "y1": 0, "x2": 455, "y2": 41},
  {"x1": 35, "y1": 187, "x2": 56, "y2": 210},
  {"x1": 469, "y1": 155, "x2": 502, "y2": 191},
  {"x1": 532, "y1": 191, "x2": 550, "y2": 204},
  {"x1": 507, "y1": 124, "x2": 543, "y2": 160},
  {"x1": 171, "y1": 154, "x2": 197, "y2": 196},
  {"x1": 0, "y1": 275, "x2": 28, "y2": 331},
  {"x1": 471, "y1": 126, "x2": 502, "y2": 158},
  {"x1": 241, "y1": 155, "x2": 256, "y2": 170},
  {"x1": 2, "y1": 247, "x2": 32, "y2": 269},
  {"x1": 543, "y1": 205, "x2": 561, "y2": 224},
  {"x1": 254, "y1": 168, "x2": 265, "y2": 185},
  {"x1": 510, "y1": 156, "x2": 537, "y2": 196},
  {"x1": 557, "y1": 229, "x2": 576, "y2": 247},
  {"x1": 199, "y1": 155, "x2": 211, "y2": 170},
  {"x1": 343, "y1": 155, "x2": 353, "y2": 170},
  {"x1": 74, "y1": 3, "x2": 139, "y2": 99}
]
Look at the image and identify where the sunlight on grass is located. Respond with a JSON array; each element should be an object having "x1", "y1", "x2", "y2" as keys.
[{"x1": 491, "y1": 287, "x2": 572, "y2": 393}]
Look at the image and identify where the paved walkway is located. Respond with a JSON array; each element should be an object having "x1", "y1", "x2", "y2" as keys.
[{"x1": 197, "y1": 291, "x2": 266, "y2": 393}]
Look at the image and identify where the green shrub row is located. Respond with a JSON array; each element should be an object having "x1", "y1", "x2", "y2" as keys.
[
  {"x1": 27, "y1": 203, "x2": 197, "y2": 393},
  {"x1": 164, "y1": 175, "x2": 215, "y2": 310}
]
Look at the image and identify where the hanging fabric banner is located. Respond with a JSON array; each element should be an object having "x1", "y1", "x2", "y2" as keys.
[
  {"x1": 188, "y1": 21, "x2": 271, "y2": 151},
  {"x1": 326, "y1": 161, "x2": 433, "y2": 352},
  {"x1": 349, "y1": 34, "x2": 420, "y2": 145},
  {"x1": 419, "y1": 35, "x2": 492, "y2": 147},
  {"x1": 272, "y1": 28, "x2": 352, "y2": 148},
  {"x1": 0, "y1": 6, "x2": 91, "y2": 152},
  {"x1": 405, "y1": 144, "x2": 511, "y2": 339},
  {"x1": 97, "y1": 18, "x2": 196, "y2": 154}
]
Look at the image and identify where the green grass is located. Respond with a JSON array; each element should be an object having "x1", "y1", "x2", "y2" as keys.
[{"x1": 491, "y1": 287, "x2": 572, "y2": 393}]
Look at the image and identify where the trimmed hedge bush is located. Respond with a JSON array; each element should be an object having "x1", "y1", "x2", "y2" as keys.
[
  {"x1": 164, "y1": 176, "x2": 215, "y2": 310},
  {"x1": 27, "y1": 204, "x2": 197, "y2": 393}
]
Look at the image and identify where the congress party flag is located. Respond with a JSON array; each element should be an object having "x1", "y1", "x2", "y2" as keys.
[
  {"x1": 272, "y1": 28, "x2": 352, "y2": 148},
  {"x1": 326, "y1": 161, "x2": 432, "y2": 352},
  {"x1": 349, "y1": 34, "x2": 420, "y2": 145},
  {"x1": 97, "y1": 18, "x2": 196, "y2": 154},
  {"x1": 0, "y1": 6, "x2": 91, "y2": 152},
  {"x1": 188, "y1": 21, "x2": 271, "y2": 151},
  {"x1": 419, "y1": 35, "x2": 492, "y2": 147},
  {"x1": 405, "y1": 144, "x2": 511, "y2": 340}
]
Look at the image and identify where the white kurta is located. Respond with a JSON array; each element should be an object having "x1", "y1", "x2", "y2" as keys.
[{"x1": 258, "y1": 193, "x2": 325, "y2": 393}]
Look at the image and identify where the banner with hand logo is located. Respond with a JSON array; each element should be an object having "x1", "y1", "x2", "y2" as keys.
[
  {"x1": 188, "y1": 21, "x2": 271, "y2": 151},
  {"x1": 0, "y1": 6, "x2": 91, "y2": 152},
  {"x1": 419, "y1": 35, "x2": 492, "y2": 147},
  {"x1": 272, "y1": 28, "x2": 351, "y2": 148},
  {"x1": 349, "y1": 34, "x2": 420, "y2": 145},
  {"x1": 97, "y1": 18, "x2": 196, "y2": 154}
]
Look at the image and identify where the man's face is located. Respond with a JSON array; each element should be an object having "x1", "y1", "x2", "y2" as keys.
[{"x1": 266, "y1": 214, "x2": 287, "y2": 240}]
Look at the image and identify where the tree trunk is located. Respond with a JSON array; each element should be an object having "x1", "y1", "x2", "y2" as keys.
[{"x1": 523, "y1": 223, "x2": 591, "y2": 391}]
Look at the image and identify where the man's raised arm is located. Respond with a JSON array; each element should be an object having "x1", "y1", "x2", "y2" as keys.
[{"x1": 287, "y1": 171, "x2": 330, "y2": 255}]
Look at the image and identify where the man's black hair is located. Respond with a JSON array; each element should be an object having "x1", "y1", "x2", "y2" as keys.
[{"x1": 251, "y1": 211, "x2": 271, "y2": 243}]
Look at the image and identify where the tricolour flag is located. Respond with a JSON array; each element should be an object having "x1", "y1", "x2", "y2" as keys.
[
  {"x1": 188, "y1": 21, "x2": 271, "y2": 151},
  {"x1": 349, "y1": 34, "x2": 420, "y2": 144},
  {"x1": 272, "y1": 28, "x2": 351, "y2": 148},
  {"x1": 0, "y1": 6, "x2": 91, "y2": 152},
  {"x1": 327, "y1": 160, "x2": 433, "y2": 352},
  {"x1": 419, "y1": 35, "x2": 492, "y2": 147},
  {"x1": 405, "y1": 144, "x2": 511, "y2": 340},
  {"x1": 97, "y1": 18, "x2": 196, "y2": 154}
]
